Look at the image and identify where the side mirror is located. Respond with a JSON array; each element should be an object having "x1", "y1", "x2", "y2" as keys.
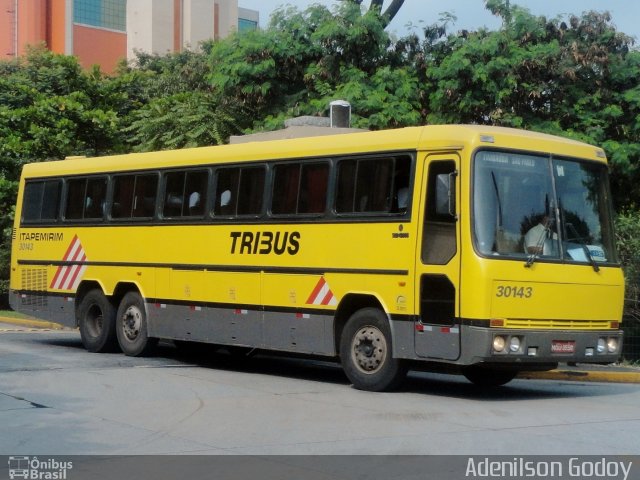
[{"x1": 435, "y1": 172, "x2": 458, "y2": 219}]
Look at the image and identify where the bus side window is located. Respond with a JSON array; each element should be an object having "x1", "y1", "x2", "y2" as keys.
[
  {"x1": 64, "y1": 177, "x2": 107, "y2": 221},
  {"x1": 336, "y1": 156, "x2": 410, "y2": 215},
  {"x1": 215, "y1": 166, "x2": 264, "y2": 217},
  {"x1": 237, "y1": 167, "x2": 265, "y2": 215},
  {"x1": 185, "y1": 170, "x2": 207, "y2": 216},
  {"x1": 299, "y1": 163, "x2": 328, "y2": 214},
  {"x1": 272, "y1": 163, "x2": 300, "y2": 215},
  {"x1": 163, "y1": 172, "x2": 185, "y2": 217},
  {"x1": 132, "y1": 174, "x2": 158, "y2": 218},
  {"x1": 65, "y1": 178, "x2": 86, "y2": 220},
  {"x1": 215, "y1": 168, "x2": 239, "y2": 216},
  {"x1": 422, "y1": 161, "x2": 457, "y2": 265},
  {"x1": 271, "y1": 162, "x2": 329, "y2": 215},
  {"x1": 85, "y1": 177, "x2": 107, "y2": 219},
  {"x1": 22, "y1": 180, "x2": 61, "y2": 223},
  {"x1": 112, "y1": 174, "x2": 157, "y2": 219},
  {"x1": 163, "y1": 170, "x2": 208, "y2": 218}
]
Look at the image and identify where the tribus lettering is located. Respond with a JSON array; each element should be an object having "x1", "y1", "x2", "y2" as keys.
[{"x1": 230, "y1": 231, "x2": 301, "y2": 255}]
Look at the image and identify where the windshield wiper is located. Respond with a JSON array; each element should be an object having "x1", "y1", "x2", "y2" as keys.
[
  {"x1": 524, "y1": 223, "x2": 548, "y2": 268},
  {"x1": 566, "y1": 222, "x2": 600, "y2": 272},
  {"x1": 491, "y1": 171, "x2": 503, "y2": 230}
]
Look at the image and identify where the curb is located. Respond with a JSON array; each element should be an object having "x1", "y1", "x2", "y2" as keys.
[
  {"x1": 0, "y1": 315, "x2": 65, "y2": 330},
  {"x1": 519, "y1": 369, "x2": 640, "y2": 384}
]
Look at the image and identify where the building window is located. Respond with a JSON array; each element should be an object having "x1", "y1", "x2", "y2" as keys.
[
  {"x1": 238, "y1": 18, "x2": 258, "y2": 33},
  {"x1": 74, "y1": 0, "x2": 126, "y2": 32}
]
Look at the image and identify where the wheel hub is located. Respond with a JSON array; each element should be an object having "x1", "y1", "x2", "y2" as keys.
[
  {"x1": 352, "y1": 326, "x2": 387, "y2": 374},
  {"x1": 122, "y1": 306, "x2": 142, "y2": 341}
]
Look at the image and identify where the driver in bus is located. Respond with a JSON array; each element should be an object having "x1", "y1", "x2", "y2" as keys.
[{"x1": 524, "y1": 214, "x2": 557, "y2": 255}]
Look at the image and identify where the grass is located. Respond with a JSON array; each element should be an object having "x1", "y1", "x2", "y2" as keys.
[{"x1": 0, "y1": 309, "x2": 35, "y2": 320}]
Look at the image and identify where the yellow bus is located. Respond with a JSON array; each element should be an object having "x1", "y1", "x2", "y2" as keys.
[{"x1": 9, "y1": 125, "x2": 624, "y2": 391}]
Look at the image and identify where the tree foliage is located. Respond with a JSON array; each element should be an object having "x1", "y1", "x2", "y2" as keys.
[{"x1": 415, "y1": 1, "x2": 640, "y2": 207}]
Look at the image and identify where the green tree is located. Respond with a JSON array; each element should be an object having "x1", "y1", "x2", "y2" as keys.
[
  {"x1": 121, "y1": 46, "x2": 243, "y2": 151},
  {"x1": 0, "y1": 47, "x2": 130, "y2": 304},
  {"x1": 208, "y1": 3, "x2": 420, "y2": 132},
  {"x1": 422, "y1": 1, "x2": 640, "y2": 207}
]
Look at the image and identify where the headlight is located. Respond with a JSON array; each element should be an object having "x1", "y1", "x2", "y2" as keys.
[
  {"x1": 597, "y1": 338, "x2": 606, "y2": 354},
  {"x1": 493, "y1": 335, "x2": 506, "y2": 352},
  {"x1": 509, "y1": 336, "x2": 521, "y2": 353},
  {"x1": 607, "y1": 337, "x2": 619, "y2": 353}
]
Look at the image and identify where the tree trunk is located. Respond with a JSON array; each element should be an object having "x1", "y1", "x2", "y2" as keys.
[{"x1": 343, "y1": 0, "x2": 406, "y2": 27}]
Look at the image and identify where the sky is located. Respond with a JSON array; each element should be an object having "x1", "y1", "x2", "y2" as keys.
[{"x1": 238, "y1": 0, "x2": 640, "y2": 42}]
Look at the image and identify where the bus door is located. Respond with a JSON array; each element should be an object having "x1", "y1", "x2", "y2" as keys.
[{"x1": 414, "y1": 154, "x2": 461, "y2": 360}]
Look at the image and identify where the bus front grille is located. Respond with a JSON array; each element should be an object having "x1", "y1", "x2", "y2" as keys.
[{"x1": 503, "y1": 318, "x2": 614, "y2": 330}]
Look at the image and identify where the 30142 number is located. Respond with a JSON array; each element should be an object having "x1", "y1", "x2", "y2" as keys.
[{"x1": 496, "y1": 285, "x2": 533, "y2": 298}]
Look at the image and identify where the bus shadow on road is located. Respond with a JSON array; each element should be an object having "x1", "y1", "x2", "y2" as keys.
[
  {"x1": 165, "y1": 342, "x2": 352, "y2": 386},
  {"x1": 34, "y1": 335, "x2": 638, "y2": 400},
  {"x1": 401, "y1": 370, "x2": 639, "y2": 400}
]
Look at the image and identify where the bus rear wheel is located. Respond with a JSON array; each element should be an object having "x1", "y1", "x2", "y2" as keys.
[
  {"x1": 116, "y1": 292, "x2": 158, "y2": 357},
  {"x1": 462, "y1": 365, "x2": 518, "y2": 387},
  {"x1": 339, "y1": 308, "x2": 407, "y2": 392},
  {"x1": 78, "y1": 289, "x2": 118, "y2": 353}
]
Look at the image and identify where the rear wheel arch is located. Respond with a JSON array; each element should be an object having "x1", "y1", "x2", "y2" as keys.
[
  {"x1": 112, "y1": 282, "x2": 143, "y2": 308},
  {"x1": 75, "y1": 280, "x2": 109, "y2": 325}
]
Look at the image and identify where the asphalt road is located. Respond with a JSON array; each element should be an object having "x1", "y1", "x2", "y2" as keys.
[{"x1": 1, "y1": 326, "x2": 640, "y2": 456}]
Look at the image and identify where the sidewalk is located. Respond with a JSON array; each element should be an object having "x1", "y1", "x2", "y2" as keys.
[
  {"x1": 519, "y1": 364, "x2": 640, "y2": 384},
  {"x1": 1, "y1": 314, "x2": 638, "y2": 383}
]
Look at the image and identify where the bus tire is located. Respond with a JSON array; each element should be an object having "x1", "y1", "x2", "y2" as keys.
[
  {"x1": 462, "y1": 365, "x2": 518, "y2": 387},
  {"x1": 116, "y1": 292, "x2": 158, "y2": 357},
  {"x1": 339, "y1": 308, "x2": 407, "y2": 392},
  {"x1": 78, "y1": 289, "x2": 118, "y2": 353}
]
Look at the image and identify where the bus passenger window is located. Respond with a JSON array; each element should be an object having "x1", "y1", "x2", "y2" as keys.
[
  {"x1": 336, "y1": 156, "x2": 410, "y2": 215},
  {"x1": 215, "y1": 169, "x2": 238, "y2": 216},
  {"x1": 112, "y1": 174, "x2": 157, "y2": 219},
  {"x1": 163, "y1": 170, "x2": 208, "y2": 218},
  {"x1": 132, "y1": 175, "x2": 158, "y2": 218},
  {"x1": 163, "y1": 172, "x2": 185, "y2": 217},
  {"x1": 299, "y1": 163, "x2": 328, "y2": 214},
  {"x1": 237, "y1": 167, "x2": 264, "y2": 215},
  {"x1": 65, "y1": 179, "x2": 86, "y2": 220},
  {"x1": 22, "y1": 180, "x2": 62, "y2": 223},
  {"x1": 65, "y1": 177, "x2": 107, "y2": 221},
  {"x1": 185, "y1": 171, "x2": 207, "y2": 216},
  {"x1": 214, "y1": 166, "x2": 264, "y2": 217},
  {"x1": 271, "y1": 162, "x2": 328, "y2": 215},
  {"x1": 272, "y1": 164, "x2": 301, "y2": 215},
  {"x1": 85, "y1": 178, "x2": 107, "y2": 219}
]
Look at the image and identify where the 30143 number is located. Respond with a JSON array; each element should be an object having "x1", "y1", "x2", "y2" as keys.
[{"x1": 496, "y1": 286, "x2": 533, "y2": 298}]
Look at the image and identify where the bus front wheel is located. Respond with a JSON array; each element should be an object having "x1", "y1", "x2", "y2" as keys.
[
  {"x1": 77, "y1": 289, "x2": 118, "y2": 353},
  {"x1": 116, "y1": 292, "x2": 158, "y2": 357},
  {"x1": 339, "y1": 308, "x2": 407, "y2": 392}
]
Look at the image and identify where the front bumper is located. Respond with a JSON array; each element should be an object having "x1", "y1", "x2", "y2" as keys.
[{"x1": 460, "y1": 324, "x2": 623, "y2": 366}]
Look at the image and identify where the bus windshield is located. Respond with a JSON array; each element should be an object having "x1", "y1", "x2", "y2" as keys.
[{"x1": 473, "y1": 150, "x2": 618, "y2": 264}]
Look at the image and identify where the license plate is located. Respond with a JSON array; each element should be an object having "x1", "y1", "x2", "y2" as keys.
[{"x1": 551, "y1": 340, "x2": 575, "y2": 354}]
